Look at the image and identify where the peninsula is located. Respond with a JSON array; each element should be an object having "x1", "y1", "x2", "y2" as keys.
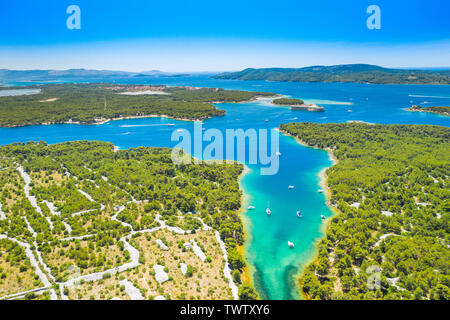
[
  {"x1": 0, "y1": 141, "x2": 256, "y2": 300},
  {"x1": 0, "y1": 84, "x2": 275, "y2": 128}
]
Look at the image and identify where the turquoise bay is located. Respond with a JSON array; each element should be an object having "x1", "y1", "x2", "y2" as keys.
[{"x1": 1, "y1": 76, "x2": 449, "y2": 299}]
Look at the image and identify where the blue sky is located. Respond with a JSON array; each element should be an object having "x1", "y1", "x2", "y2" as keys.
[{"x1": 1, "y1": 0, "x2": 449, "y2": 71}]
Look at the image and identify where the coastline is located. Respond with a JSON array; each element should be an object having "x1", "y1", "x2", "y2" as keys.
[
  {"x1": 0, "y1": 114, "x2": 205, "y2": 129},
  {"x1": 280, "y1": 128, "x2": 340, "y2": 299},
  {"x1": 404, "y1": 107, "x2": 450, "y2": 117}
]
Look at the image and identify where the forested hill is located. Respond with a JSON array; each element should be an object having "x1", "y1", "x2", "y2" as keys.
[
  {"x1": 0, "y1": 83, "x2": 274, "y2": 127},
  {"x1": 280, "y1": 122, "x2": 450, "y2": 300},
  {"x1": 215, "y1": 64, "x2": 450, "y2": 84}
]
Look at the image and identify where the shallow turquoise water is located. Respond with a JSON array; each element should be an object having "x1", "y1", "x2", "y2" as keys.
[{"x1": 1, "y1": 76, "x2": 449, "y2": 299}]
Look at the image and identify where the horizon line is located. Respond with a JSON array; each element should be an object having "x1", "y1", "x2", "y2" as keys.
[{"x1": 2, "y1": 64, "x2": 450, "y2": 74}]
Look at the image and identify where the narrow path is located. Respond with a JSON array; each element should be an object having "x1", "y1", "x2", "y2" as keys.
[
  {"x1": 0, "y1": 202, "x2": 5, "y2": 220},
  {"x1": 111, "y1": 205, "x2": 133, "y2": 231},
  {"x1": 215, "y1": 231, "x2": 239, "y2": 300},
  {"x1": 119, "y1": 279, "x2": 144, "y2": 300},
  {"x1": 373, "y1": 233, "x2": 401, "y2": 248},
  {"x1": 17, "y1": 166, "x2": 42, "y2": 215}
]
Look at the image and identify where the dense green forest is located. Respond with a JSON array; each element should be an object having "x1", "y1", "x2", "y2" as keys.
[
  {"x1": 215, "y1": 64, "x2": 450, "y2": 84},
  {"x1": 280, "y1": 122, "x2": 449, "y2": 300},
  {"x1": 273, "y1": 98, "x2": 305, "y2": 106},
  {"x1": 408, "y1": 105, "x2": 450, "y2": 117},
  {"x1": 0, "y1": 83, "x2": 274, "y2": 127},
  {"x1": 0, "y1": 141, "x2": 253, "y2": 299}
]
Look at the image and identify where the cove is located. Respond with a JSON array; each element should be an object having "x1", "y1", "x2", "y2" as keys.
[{"x1": 1, "y1": 76, "x2": 449, "y2": 300}]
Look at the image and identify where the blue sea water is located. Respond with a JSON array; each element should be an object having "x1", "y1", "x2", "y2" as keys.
[{"x1": 1, "y1": 76, "x2": 449, "y2": 299}]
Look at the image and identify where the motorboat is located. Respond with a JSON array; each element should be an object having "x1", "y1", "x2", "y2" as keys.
[
  {"x1": 296, "y1": 211, "x2": 302, "y2": 218},
  {"x1": 288, "y1": 241, "x2": 294, "y2": 248}
]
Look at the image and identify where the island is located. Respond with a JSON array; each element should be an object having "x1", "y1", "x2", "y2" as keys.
[
  {"x1": 273, "y1": 98, "x2": 325, "y2": 112},
  {"x1": 273, "y1": 98, "x2": 305, "y2": 106},
  {"x1": 0, "y1": 141, "x2": 257, "y2": 300},
  {"x1": 215, "y1": 64, "x2": 450, "y2": 85},
  {"x1": 407, "y1": 105, "x2": 450, "y2": 117},
  {"x1": 0, "y1": 83, "x2": 276, "y2": 128},
  {"x1": 280, "y1": 122, "x2": 449, "y2": 300}
]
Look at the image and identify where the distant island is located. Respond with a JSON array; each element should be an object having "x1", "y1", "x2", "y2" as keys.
[
  {"x1": 273, "y1": 98, "x2": 324, "y2": 112},
  {"x1": 0, "y1": 83, "x2": 275, "y2": 128},
  {"x1": 0, "y1": 68, "x2": 190, "y2": 82},
  {"x1": 407, "y1": 105, "x2": 450, "y2": 116},
  {"x1": 215, "y1": 64, "x2": 450, "y2": 85},
  {"x1": 273, "y1": 98, "x2": 304, "y2": 105}
]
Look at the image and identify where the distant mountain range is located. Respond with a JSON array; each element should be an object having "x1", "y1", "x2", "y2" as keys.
[
  {"x1": 215, "y1": 64, "x2": 450, "y2": 84},
  {"x1": 0, "y1": 68, "x2": 190, "y2": 83}
]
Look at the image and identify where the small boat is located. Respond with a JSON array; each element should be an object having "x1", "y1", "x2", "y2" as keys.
[
  {"x1": 266, "y1": 208, "x2": 271, "y2": 215},
  {"x1": 288, "y1": 241, "x2": 294, "y2": 248},
  {"x1": 320, "y1": 215, "x2": 326, "y2": 220},
  {"x1": 318, "y1": 189, "x2": 324, "y2": 193},
  {"x1": 264, "y1": 119, "x2": 269, "y2": 122},
  {"x1": 296, "y1": 211, "x2": 302, "y2": 218},
  {"x1": 247, "y1": 206, "x2": 255, "y2": 210},
  {"x1": 276, "y1": 151, "x2": 281, "y2": 157},
  {"x1": 167, "y1": 123, "x2": 175, "y2": 127},
  {"x1": 288, "y1": 185, "x2": 295, "y2": 189},
  {"x1": 123, "y1": 132, "x2": 131, "y2": 135},
  {"x1": 176, "y1": 129, "x2": 184, "y2": 132},
  {"x1": 348, "y1": 109, "x2": 353, "y2": 113}
]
